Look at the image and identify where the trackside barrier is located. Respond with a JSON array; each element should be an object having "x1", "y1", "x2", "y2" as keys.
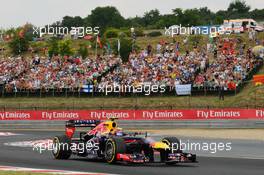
[
  {"x1": 1, "y1": 120, "x2": 264, "y2": 129},
  {"x1": 1, "y1": 109, "x2": 264, "y2": 129},
  {"x1": 0, "y1": 109, "x2": 264, "y2": 120}
]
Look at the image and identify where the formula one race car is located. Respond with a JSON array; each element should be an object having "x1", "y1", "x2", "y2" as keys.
[{"x1": 52, "y1": 118, "x2": 197, "y2": 165}]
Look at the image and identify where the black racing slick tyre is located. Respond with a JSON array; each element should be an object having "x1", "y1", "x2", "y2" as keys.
[
  {"x1": 105, "y1": 137, "x2": 126, "y2": 164},
  {"x1": 161, "y1": 137, "x2": 181, "y2": 165},
  {"x1": 52, "y1": 135, "x2": 72, "y2": 159}
]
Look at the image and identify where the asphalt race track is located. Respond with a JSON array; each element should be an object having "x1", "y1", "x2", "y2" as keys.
[{"x1": 0, "y1": 131, "x2": 264, "y2": 175}]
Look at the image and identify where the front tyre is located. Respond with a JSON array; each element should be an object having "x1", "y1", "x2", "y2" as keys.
[
  {"x1": 52, "y1": 135, "x2": 72, "y2": 159},
  {"x1": 105, "y1": 137, "x2": 126, "y2": 164},
  {"x1": 161, "y1": 137, "x2": 181, "y2": 165}
]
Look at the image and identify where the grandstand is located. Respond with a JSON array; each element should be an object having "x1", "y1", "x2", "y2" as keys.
[
  {"x1": 0, "y1": 35, "x2": 263, "y2": 97},
  {"x1": 0, "y1": 33, "x2": 264, "y2": 110}
]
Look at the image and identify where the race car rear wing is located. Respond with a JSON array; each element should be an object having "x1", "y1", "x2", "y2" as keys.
[{"x1": 66, "y1": 120, "x2": 100, "y2": 128}]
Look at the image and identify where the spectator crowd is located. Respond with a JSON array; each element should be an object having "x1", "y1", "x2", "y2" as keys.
[
  {"x1": 0, "y1": 38, "x2": 262, "y2": 94},
  {"x1": 0, "y1": 55, "x2": 121, "y2": 92},
  {"x1": 194, "y1": 38, "x2": 261, "y2": 90},
  {"x1": 99, "y1": 44, "x2": 207, "y2": 89}
]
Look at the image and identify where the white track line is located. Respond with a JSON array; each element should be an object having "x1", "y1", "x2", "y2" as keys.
[
  {"x1": 0, "y1": 132, "x2": 22, "y2": 136},
  {"x1": 0, "y1": 165, "x2": 118, "y2": 175},
  {"x1": 4, "y1": 139, "x2": 52, "y2": 148}
]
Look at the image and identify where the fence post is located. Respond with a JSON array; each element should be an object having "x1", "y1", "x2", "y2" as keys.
[
  {"x1": 188, "y1": 94, "x2": 191, "y2": 108},
  {"x1": 204, "y1": 84, "x2": 207, "y2": 96},
  {"x1": 92, "y1": 86, "x2": 94, "y2": 97},
  {"x1": 65, "y1": 88, "x2": 68, "y2": 98},
  {"x1": 2, "y1": 86, "x2": 4, "y2": 98}
]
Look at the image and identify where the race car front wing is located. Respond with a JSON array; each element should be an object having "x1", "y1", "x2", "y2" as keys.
[{"x1": 116, "y1": 152, "x2": 197, "y2": 164}]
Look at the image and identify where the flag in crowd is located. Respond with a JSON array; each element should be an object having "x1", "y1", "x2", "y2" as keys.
[
  {"x1": 82, "y1": 85, "x2": 94, "y2": 93},
  {"x1": 97, "y1": 35, "x2": 103, "y2": 48},
  {"x1": 117, "y1": 39, "x2": 120, "y2": 53},
  {"x1": 107, "y1": 43, "x2": 111, "y2": 50}
]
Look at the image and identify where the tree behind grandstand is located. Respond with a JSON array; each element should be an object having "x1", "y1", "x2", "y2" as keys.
[
  {"x1": 48, "y1": 38, "x2": 73, "y2": 57},
  {"x1": 78, "y1": 43, "x2": 88, "y2": 59},
  {"x1": 8, "y1": 35, "x2": 29, "y2": 55},
  {"x1": 111, "y1": 37, "x2": 133, "y2": 62},
  {"x1": 59, "y1": 0, "x2": 263, "y2": 30}
]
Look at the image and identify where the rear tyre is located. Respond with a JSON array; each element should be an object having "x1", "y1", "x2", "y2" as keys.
[
  {"x1": 52, "y1": 135, "x2": 72, "y2": 159},
  {"x1": 105, "y1": 137, "x2": 126, "y2": 164},
  {"x1": 161, "y1": 137, "x2": 181, "y2": 165}
]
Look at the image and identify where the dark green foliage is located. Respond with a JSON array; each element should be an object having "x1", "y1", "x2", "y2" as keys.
[
  {"x1": 111, "y1": 37, "x2": 133, "y2": 62},
  {"x1": 147, "y1": 31, "x2": 162, "y2": 37},
  {"x1": 104, "y1": 28, "x2": 119, "y2": 38},
  {"x1": 78, "y1": 43, "x2": 88, "y2": 59},
  {"x1": 8, "y1": 36, "x2": 29, "y2": 55},
  {"x1": 56, "y1": 1, "x2": 263, "y2": 32},
  {"x1": 47, "y1": 37, "x2": 59, "y2": 57},
  {"x1": 62, "y1": 16, "x2": 84, "y2": 30},
  {"x1": 85, "y1": 6, "x2": 125, "y2": 34},
  {"x1": 58, "y1": 40, "x2": 73, "y2": 56}
]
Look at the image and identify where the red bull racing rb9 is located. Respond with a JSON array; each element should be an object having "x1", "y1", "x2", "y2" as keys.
[{"x1": 52, "y1": 118, "x2": 197, "y2": 165}]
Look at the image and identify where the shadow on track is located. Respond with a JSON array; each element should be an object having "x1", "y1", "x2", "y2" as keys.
[{"x1": 69, "y1": 158, "x2": 198, "y2": 168}]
